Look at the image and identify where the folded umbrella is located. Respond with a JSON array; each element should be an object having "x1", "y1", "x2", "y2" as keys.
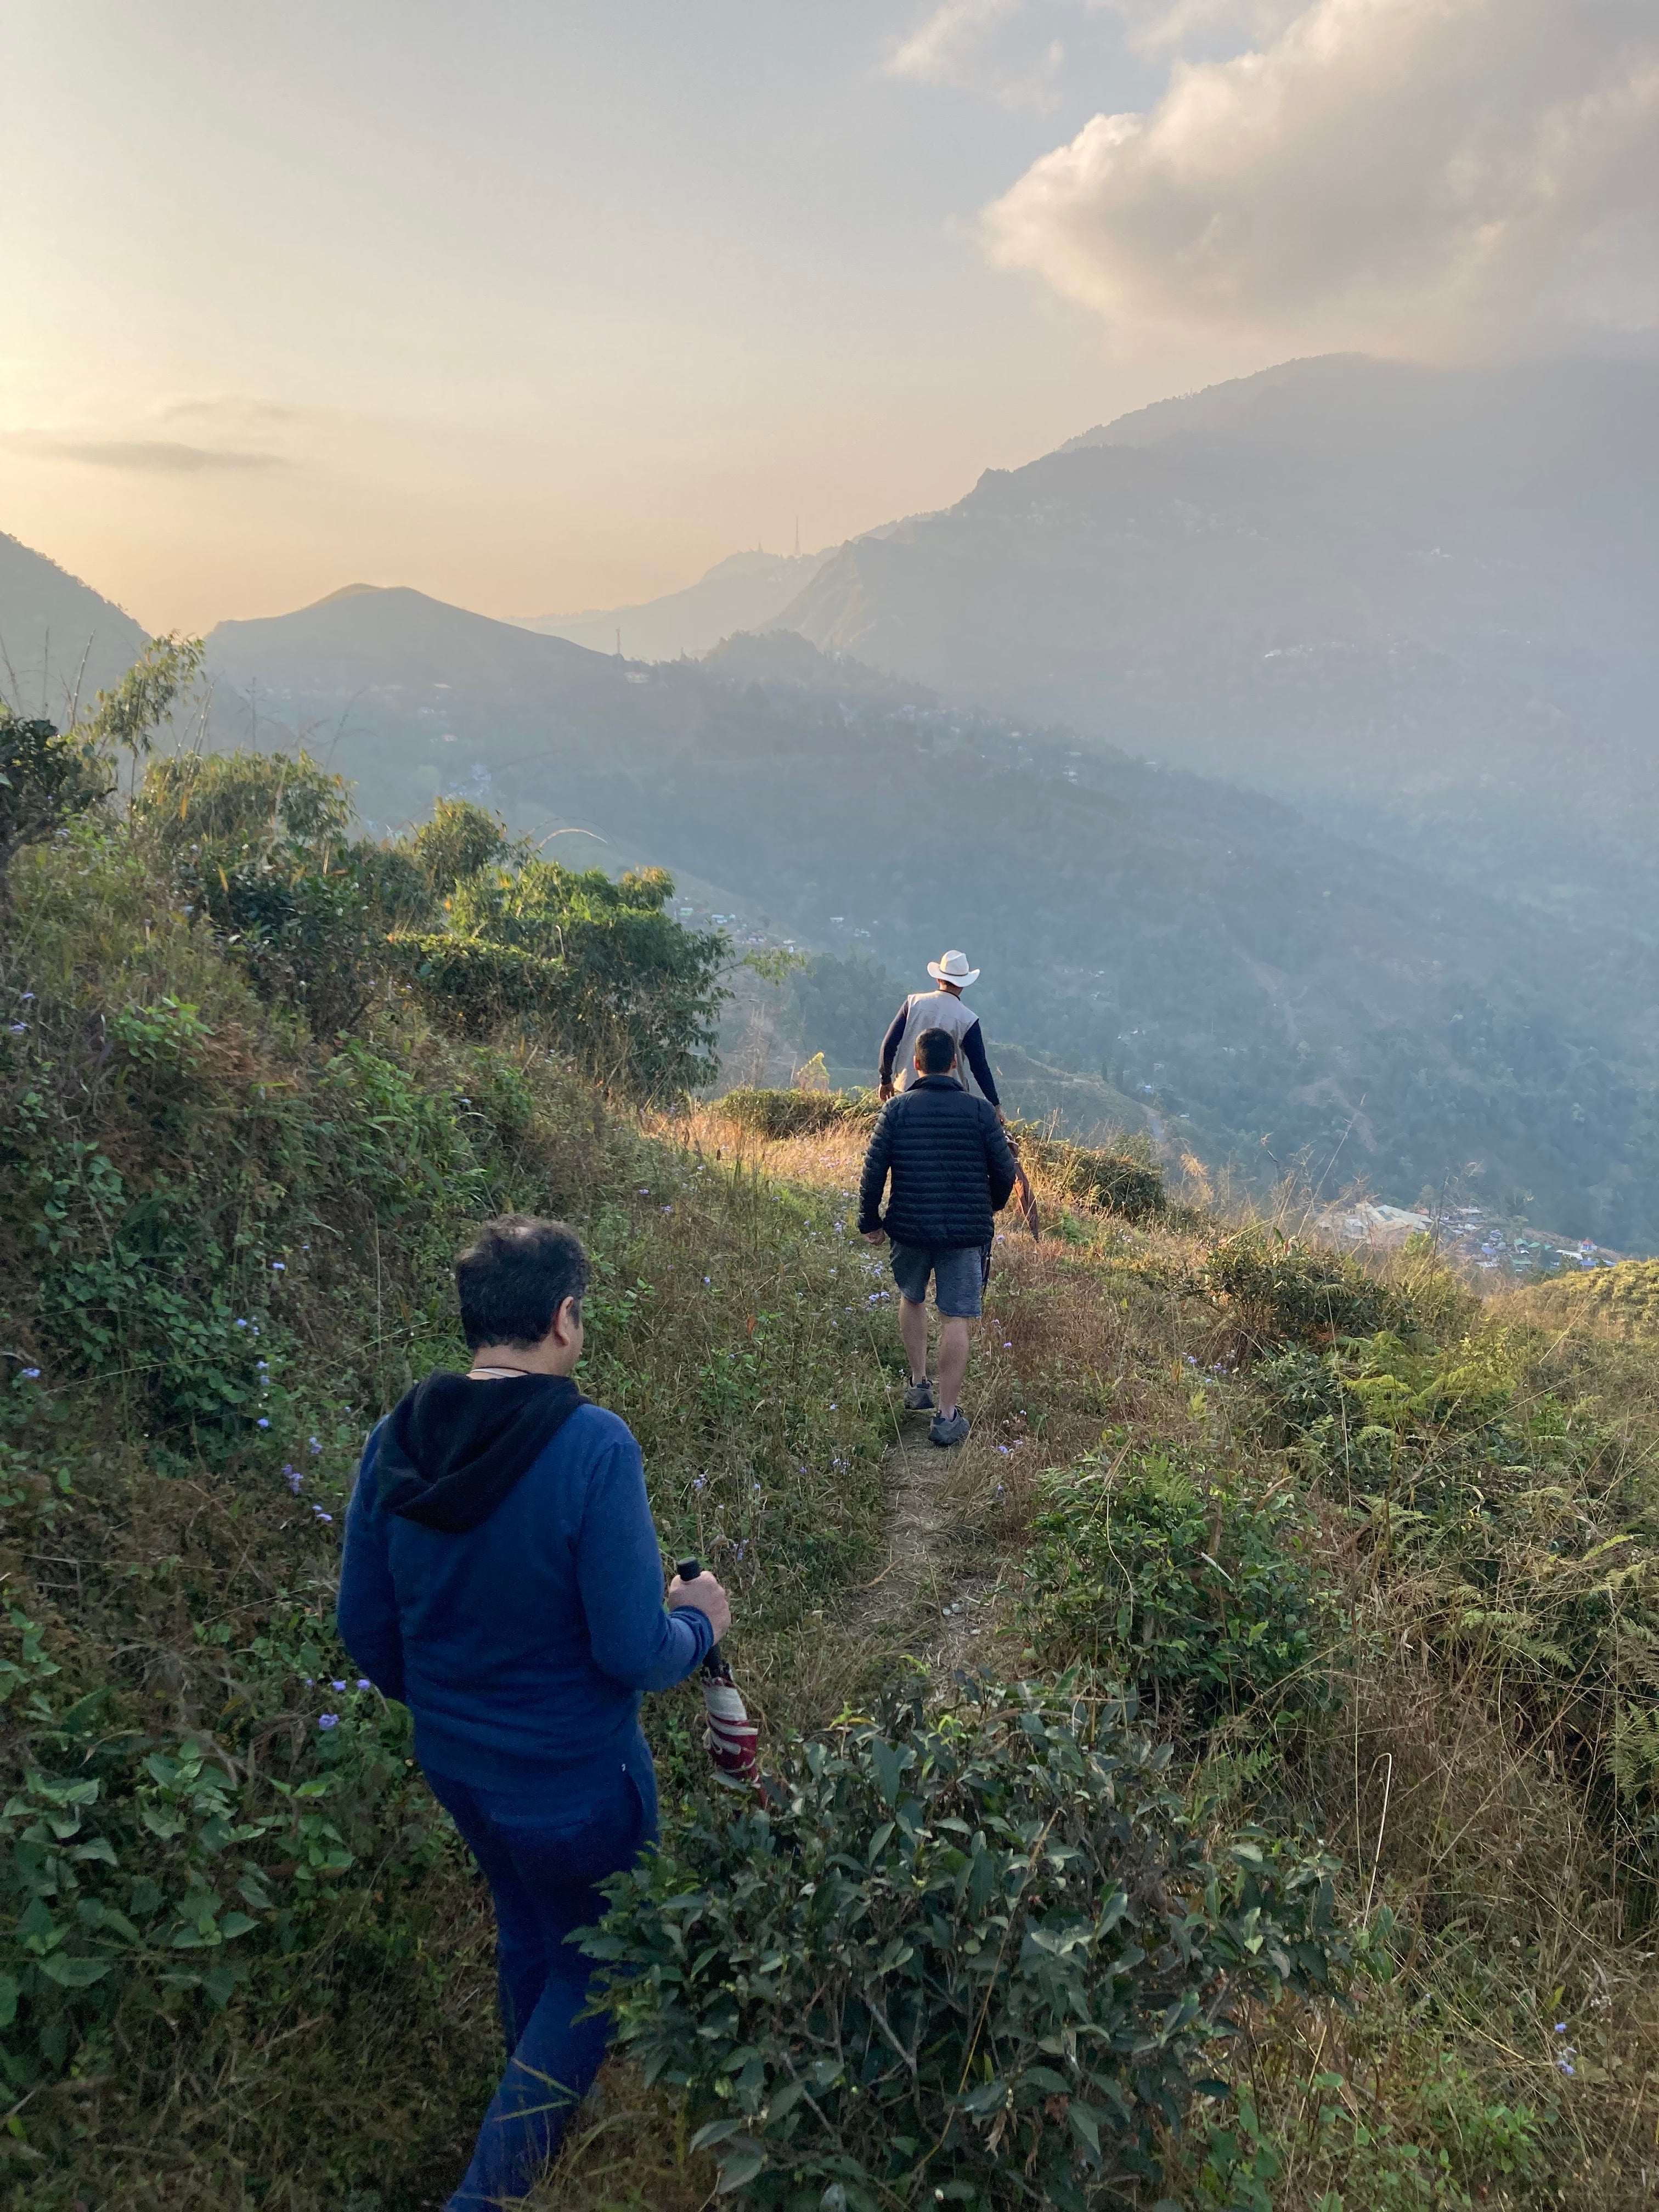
[
  {"x1": 1012, "y1": 1155, "x2": 1041, "y2": 1239},
  {"x1": 674, "y1": 1554, "x2": 763, "y2": 1793}
]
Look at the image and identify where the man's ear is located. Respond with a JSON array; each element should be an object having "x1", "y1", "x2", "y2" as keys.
[{"x1": 552, "y1": 1295, "x2": 581, "y2": 1343}]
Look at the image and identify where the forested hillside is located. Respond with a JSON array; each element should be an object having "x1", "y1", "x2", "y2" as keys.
[
  {"x1": 5, "y1": 681, "x2": 1659, "y2": 2208},
  {"x1": 204, "y1": 592, "x2": 1659, "y2": 1248},
  {"x1": 778, "y1": 356, "x2": 1659, "y2": 942},
  {"x1": 0, "y1": 535, "x2": 146, "y2": 725}
]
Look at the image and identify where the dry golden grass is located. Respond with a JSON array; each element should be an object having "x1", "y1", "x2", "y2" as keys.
[{"x1": 544, "y1": 1100, "x2": 1659, "y2": 2211}]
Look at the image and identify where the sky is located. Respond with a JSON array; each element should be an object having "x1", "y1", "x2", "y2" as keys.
[{"x1": 3, "y1": 0, "x2": 1655, "y2": 634}]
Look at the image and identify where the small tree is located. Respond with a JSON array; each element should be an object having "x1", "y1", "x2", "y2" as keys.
[
  {"x1": 398, "y1": 857, "x2": 729, "y2": 1101},
  {"x1": 0, "y1": 635, "x2": 204, "y2": 907},
  {"x1": 408, "y1": 794, "x2": 517, "y2": 894},
  {"x1": 0, "y1": 711, "x2": 110, "y2": 907},
  {"x1": 134, "y1": 750, "x2": 377, "y2": 1036}
]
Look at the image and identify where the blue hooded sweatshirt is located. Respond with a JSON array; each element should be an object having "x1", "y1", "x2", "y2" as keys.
[{"x1": 337, "y1": 1389, "x2": 712, "y2": 1799}]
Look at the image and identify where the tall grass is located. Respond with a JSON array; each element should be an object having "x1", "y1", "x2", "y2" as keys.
[{"x1": 10, "y1": 812, "x2": 1659, "y2": 2210}]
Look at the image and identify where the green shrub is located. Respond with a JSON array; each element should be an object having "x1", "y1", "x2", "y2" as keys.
[
  {"x1": 0, "y1": 710, "x2": 111, "y2": 906},
  {"x1": 0, "y1": 1600, "x2": 441, "y2": 2092},
  {"x1": 718, "y1": 1086, "x2": 880, "y2": 1139},
  {"x1": 405, "y1": 859, "x2": 729, "y2": 1102},
  {"x1": 1199, "y1": 1226, "x2": 1409, "y2": 1348},
  {"x1": 1016, "y1": 1135, "x2": 1165, "y2": 1224},
  {"x1": 1022, "y1": 1443, "x2": 1334, "y2": 1734},
  {"x1": 586, "y1": 1677, "x2": 1349, "y2": 2211},
  {"x1": 134, "y1": 749, "x2": 384, "y2": 1036}
]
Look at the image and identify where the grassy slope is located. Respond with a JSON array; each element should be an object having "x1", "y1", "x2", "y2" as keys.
[
  {"x1": 547, "y1": 1120, "x2": 1659, "y2": 2211},
  {"x1": 5, "y1": 821, "x2": 1659, "y2": 2209},
  {"x1": 0, "y1": 830, "x2": 897, "y2": 2208}
]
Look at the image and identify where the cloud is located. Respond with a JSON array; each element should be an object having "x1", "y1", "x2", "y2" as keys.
[
  {"x1": 1091, "y1": 0, "x2": 1305, "y2": 54},
  {"x1": 159, "y1": 396, "x2": 300, "y2": 433},
  {"x1": 984, "y1": 0, "x2": 1659, "y2": 351},
  {"x1": 887, "y1": 0, "x2": 1063, "y2": 108},
  {"x1": 6, "y1": 436, "x2": 290, "y2": 474}
]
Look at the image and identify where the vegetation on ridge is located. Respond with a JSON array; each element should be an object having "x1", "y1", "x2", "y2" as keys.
[{"x1": 3, "y1": 698, "x2": 1659, "y2": 2207}]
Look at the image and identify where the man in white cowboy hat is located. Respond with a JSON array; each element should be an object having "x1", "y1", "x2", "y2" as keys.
[{"x1": 878, "y1": 950, "x2": 1002, "y2": 1116}]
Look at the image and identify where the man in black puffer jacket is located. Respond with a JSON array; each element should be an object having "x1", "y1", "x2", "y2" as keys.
[{"x1": 859, "y1": 1026, "x2": 1018, "y2": 1446}]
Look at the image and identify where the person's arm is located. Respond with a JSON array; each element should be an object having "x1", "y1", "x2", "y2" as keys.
[
  {"x1": 878, "y1": 1003, "x2": 911, "y2": 1099},
  {"x1": 958, "y1": 1020, "x2": 1001, "y2": 1112},
  {"x1": 858, "y1": 1102, "x2": 898, "y2": 1235},
  {"x1": 337, "y1": 1424, "x2": 407, "y2": 1702},
  {"x1": 577, "y1": 1433, "x2": 716, "y2": 1691},
  {"x1": 984, "y1": 1107, "x2": 1019, "y2": 1215}
]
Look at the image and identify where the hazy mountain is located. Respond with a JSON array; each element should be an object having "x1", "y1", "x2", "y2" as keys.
[
  {"x1": 211, "y1": 582, "x2": 611, "y2": 701},
  {"x1": 201, "y1": 583, "x2": 1659, "y2": 1246},
  {"x1": 0, "y1": 532, "x2": 148, "y2": 720},
  {"x1": 516, "y1": 546, "x2": 833, "y2": 662},
  {"x1": 702, "y1": 627, "x2": 934, "y2": 702},
  {"x1": 777, "y1": 356, "x2": 1659, "y2": 935}
]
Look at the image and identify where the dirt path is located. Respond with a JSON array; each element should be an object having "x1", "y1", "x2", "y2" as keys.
[{"x1": 837, "y1": 1407, "x2": 1003, "y2": 1674}]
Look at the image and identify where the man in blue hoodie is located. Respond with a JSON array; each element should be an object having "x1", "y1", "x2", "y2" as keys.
[{"x1": 337, "y1": 1215, "x2": 730, "y2": 2209}]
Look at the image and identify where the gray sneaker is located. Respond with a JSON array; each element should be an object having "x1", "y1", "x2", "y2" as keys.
[
  {"x1": 903, "y1": 1378, "x2": 936, "y2": 1411},
  {"x1": 928, "y1": 1410, "x2": 970, "y2": 1448}
]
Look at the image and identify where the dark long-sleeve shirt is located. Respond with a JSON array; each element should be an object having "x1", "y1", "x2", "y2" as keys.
[
  {"x1": 337, "y1": 1402, "x2": 712, "y2": 1788},
  {"x1": 879, "y1": 1002, "x2": 1001, "y2": 1109}
]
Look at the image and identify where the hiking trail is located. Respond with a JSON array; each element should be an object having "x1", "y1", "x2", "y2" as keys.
[{"x1": 838, "y1": 1408, "x2": 1005, "y2": 1674}]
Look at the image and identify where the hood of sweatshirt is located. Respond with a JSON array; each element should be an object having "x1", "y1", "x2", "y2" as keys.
[{"x1": 374, "y1": 1369, "x2": 586, "y2": 1533}]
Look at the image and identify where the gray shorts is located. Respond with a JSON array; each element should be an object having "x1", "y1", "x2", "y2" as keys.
[{"x1": 889, "y1": 1242, "x2": 983, "y2": 1319}]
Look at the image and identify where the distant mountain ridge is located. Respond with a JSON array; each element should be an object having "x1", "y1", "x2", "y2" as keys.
[
  {"x1": 212, "y1": 583, "x2": 610, "y2": 698},
  {"x1": 517, "y1": 546, "x2": 832, "y2": 661},
  {"x1": 775, "y1": 354, "x2": 1659, "y2": 936},
  {"x1": 0, "y1": 532, "x2": 148, "y2": 718},
  {"x1": 195, "y1": 577, "x2": 1659, "y2": 1248}
]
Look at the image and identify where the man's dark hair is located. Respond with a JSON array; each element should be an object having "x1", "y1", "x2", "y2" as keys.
[
  {"x1": 915, "y1": 1027, "x2": 957, "y2": 1075},
  {"x1": 455, "y1": 1216, "x2": 589, "y2": 1350}
]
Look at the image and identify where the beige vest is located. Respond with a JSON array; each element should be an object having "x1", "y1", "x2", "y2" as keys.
[{"x1": 894, "y1": 990, "x2": 986, "y2": 1101}]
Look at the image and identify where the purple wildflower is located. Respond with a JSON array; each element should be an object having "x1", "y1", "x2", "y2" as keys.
[{"x1": 318, "y1": 1714, "x2": 339, "y2": 1731}]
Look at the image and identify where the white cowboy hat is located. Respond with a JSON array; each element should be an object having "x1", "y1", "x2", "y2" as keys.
[{"x1": 927, "y1": 949, "x2": 980, "y2": 988}]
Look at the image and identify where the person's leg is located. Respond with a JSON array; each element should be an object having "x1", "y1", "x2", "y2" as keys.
[
  {"x1": 425, "y1": 1769, "x2": 552, "y2": 2052},
  {"x1": 899, "y1": 1294, "x2": 930, "y2": 1385},
  {"x1": 888, "y1": 1243, "x2": 934, "y2": 1395},
  {"x1": 936, "y1": 1316, "x2": 970, "y2": 1416},
  {"x1": 928, "y1": 1248, "x2": 982, "y2": 1439},
  {"x1": 448, "y1": 1763, "x2": 648, "y2": 2210}
]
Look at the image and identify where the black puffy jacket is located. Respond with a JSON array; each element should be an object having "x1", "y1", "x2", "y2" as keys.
[{"x1": 858, "y1": 1075, "x2": 1018, "y2": 1251}]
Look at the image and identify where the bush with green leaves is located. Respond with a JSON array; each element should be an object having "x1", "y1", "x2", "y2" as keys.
[
  {"x1": 0, "y1": 1596, "x2": 441, "y2": 2094},
  {"x1": 1013, "y1": 1134, "x2": 1165, "y2": 1225},
  {"x1": 0, "y1": 711, "x2": 112, "y2": 906},
  {"x1": 586, "y1": 1677, "x2": 1349, "y2": 2211},
  {"x1": 397, "y1": 856, "x2": 728, "y2": 1101},
  {"x1": 2, "y1": 634, "x2": 204, "y2": 908},
  {"x1": 1199, "y1": 1226, "x2": 1410, "y2": 1350},
  {"x1": 133, "y1": 748, "x2": 391, "y2": 1037},
  {"x1": 1020, "y1": 1442, "x2": 1335, "y2": 1736},
  {"x1": 719, "y1": 1086, "x2": 881, "y2": 1138}
]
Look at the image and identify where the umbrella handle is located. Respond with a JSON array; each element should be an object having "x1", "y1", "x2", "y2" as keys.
[{"x1": 674, "y1": 1554, "x2": 724, "y2": 1674}]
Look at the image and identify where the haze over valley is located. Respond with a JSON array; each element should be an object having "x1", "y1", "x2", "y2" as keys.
[{"x1": 9, "y1": 345, "x2": 1659, "y2": 1252}]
